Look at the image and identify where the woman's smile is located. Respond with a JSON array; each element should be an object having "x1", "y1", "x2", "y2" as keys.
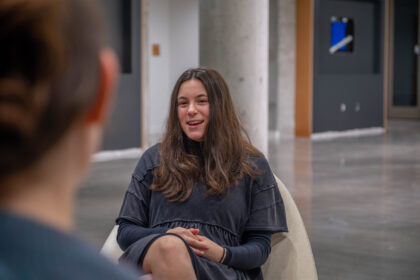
[{"x1": 187, "y1": 119, "x2": 204, "y2": 128}]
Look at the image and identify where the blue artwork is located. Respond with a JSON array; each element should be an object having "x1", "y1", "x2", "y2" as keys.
[
  {"x1": 330, "y1": 17, "x2": 353, "y2": 54},
  {"x1": 331, "y1": 22, "x2": 348, "y2": 51}
]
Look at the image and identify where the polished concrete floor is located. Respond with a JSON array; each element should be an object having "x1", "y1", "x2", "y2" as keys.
[{"x1": 76, "y1": 120, "x2": 420, "y2": 279}]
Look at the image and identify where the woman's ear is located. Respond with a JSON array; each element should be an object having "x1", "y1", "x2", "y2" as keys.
[{"x1": 85, "y1": 48, "x2": 119, "y2": 124}]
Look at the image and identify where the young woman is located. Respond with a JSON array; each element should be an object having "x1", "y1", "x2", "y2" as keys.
[
  {"x1": 0, "y1": 0, "x2": 140, "y2": 279},
  {"x1": 117, "y1": 68, "x2": 288, "y2": 280}
]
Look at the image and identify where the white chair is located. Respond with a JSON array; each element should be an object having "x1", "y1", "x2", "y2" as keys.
[
  {"x1": 261, "y1": 176, "x2": 318, "y2": 280},
  {"x1": 101, "y1": 176, "x2": 318, "y2": 280},
  {"x1": 101, "y1": 225, "x2": 123, "y2": 262}
]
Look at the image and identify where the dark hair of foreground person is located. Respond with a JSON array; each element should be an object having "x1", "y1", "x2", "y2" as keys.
[{"x1": 0, "y1": 1, "x2": 142, "y2": 279}]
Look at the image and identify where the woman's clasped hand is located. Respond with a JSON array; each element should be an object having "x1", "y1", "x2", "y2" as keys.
[{"x1": 166, "y1": 227, "x2": 224, "y2": 262}]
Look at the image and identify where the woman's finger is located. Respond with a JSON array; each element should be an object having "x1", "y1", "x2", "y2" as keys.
[
  {"x1": 189, "y1": 228, "x2": 200, "y2": 235},
  {"x1": 168, "y1": 228, "x2": 200, "y2": 240},
  {"x1": 184, "y1": 237, "x2": 209, "y2": 250},
  {"x1": 183, "y1": 232, "x2": 201, "y2": 241},
  {"x1": 183, "y1": 236, "x2": 203, "y2": 247},
  {"x1": 191, "y1": 247, "x2": 205, "y2": 256}
]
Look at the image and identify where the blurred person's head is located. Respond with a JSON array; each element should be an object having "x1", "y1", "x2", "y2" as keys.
[
  {"x1": 152, "y1": 67, "x2": 261, "y2": 202},
  {"x1": 0, "y1": 0, "x2": 117, "y2": 227}
]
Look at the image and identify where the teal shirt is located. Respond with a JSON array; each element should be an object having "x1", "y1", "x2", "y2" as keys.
[{"x1": 0, "y1": 211, "x2": 140, "y2": 280}]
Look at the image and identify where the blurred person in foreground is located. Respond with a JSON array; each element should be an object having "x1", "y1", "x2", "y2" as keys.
[
  {"x1": 116, "y1": 68, "x2": 288, "y2": 280},
  {"x1": 0, "y1": 0, "x2": 143, "y2": 279}
]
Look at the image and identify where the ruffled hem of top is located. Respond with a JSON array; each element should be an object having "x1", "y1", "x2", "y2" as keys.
[{"x1": 151, "y1": 219, "x2": 241, "y2": 246}]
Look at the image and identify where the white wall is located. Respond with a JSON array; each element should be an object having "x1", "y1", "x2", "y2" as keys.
[{"x1": 145, "y1": 0, "x2": 199, "y2": 146}]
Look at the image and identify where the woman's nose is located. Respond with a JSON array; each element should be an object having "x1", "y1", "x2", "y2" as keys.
[{"x1": 187, "y1": 103, "x2": 197, "y2": 115}]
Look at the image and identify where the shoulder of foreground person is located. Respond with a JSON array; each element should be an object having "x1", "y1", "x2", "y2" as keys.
[
  {"x1": 0, "y1": 211, "x2": 141, "y2": 280},
  {"x1": 56, "y1": 239, "x2": 142, "y2": 280}
]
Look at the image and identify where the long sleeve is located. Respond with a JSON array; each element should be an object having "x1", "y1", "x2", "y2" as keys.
[
  {"x1": 223, "y1": 230, "x2": 271, "y2": 270},
  {"x1": 117, "y1": 220, "x2": 168, "y2": 251},
  {"x1": 116, "y1": 147, "x2": 167, "y2": 251}
]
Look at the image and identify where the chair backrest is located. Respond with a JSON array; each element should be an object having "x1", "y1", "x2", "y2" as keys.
[
  {"x1": 101, "y1": 176, "x2": 318, "y2": 279},
  {"x1": 101, "y1": 224, "x2": 123, "y2": 262},
  {"x1": 261, "y1": 176, "x2": 318, "y2": 280}
]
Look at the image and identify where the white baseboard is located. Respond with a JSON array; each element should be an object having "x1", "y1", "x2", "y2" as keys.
[
  {"x1": 269, "y1": 130, "x2": 295, "y2": 141},
  {"x1": 311, "y1": 127, "x2": 385, "y2": 141},
  {"x1": 91, "y1": 148, "x2": 143, "y2": 162}
]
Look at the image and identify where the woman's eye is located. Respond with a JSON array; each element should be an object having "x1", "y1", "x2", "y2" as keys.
[
  {"x1": 178, "y1": 102, "x2": 188, "y2": 106},
  {"x1": 199, "y1": 99, "x2": 208, "y2": 103}
]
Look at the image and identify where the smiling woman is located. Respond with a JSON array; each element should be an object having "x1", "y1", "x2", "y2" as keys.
[{"x1": 116, "y1": 67, "x2": 288, "y2": 280}]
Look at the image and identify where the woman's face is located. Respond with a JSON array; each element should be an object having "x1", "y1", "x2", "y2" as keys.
[{"x1": 177, "y1": 79, "x2": 210, "y2": 142}]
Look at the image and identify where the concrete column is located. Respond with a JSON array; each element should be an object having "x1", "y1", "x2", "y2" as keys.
[
  {"x1": 269, "y1": 0, "x2": 279, "y2": 132},
  {"x1": 277, "y1": 0, "x2": 296, "y2": 137},
  {"x1": 200, "y1": 0, "x2": 269, "y2": 155}
]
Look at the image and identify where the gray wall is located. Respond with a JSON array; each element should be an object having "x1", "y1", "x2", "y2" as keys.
[{"x1": 101, "y1": 0, "x2": 142, "y2": 150}]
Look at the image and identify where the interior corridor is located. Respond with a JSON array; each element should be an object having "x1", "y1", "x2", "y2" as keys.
[{"x1": 76, "y1": 120, "x2": 420, "y2": 279}]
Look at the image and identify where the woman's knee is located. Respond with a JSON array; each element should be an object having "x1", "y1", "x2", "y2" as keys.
[
  {"x1": 143, "y1": 235, "x2": 193, "y2": 273},
  {"x1": 152, "y1": 235, "x2": 189, "y2": 258}
]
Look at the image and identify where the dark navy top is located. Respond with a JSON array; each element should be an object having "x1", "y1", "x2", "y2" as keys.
[
  {"x1": 0, "y1": 211, "x2": 140, "y2": 280},
  {"x1": 117, "y1": 144, "x2": 288, "y2": 279}
]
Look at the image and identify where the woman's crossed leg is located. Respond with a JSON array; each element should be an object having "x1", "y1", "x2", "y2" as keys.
[{"x1": 142, "y1": 235, "x2": 197, "y2": 280}]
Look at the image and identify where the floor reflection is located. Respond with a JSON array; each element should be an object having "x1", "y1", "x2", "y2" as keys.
[{"x1": 268, "y1": 120, "x2": 420, "y2": 280}]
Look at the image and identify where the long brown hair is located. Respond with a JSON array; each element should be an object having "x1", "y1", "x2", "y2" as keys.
[{"x1": 151, "y1": 67, "x2": 262, "y2": 202}]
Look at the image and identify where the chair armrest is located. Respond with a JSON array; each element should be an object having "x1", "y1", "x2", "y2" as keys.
[{"x1": 101, "y1": 225, "x2": 123, "y2": 263}]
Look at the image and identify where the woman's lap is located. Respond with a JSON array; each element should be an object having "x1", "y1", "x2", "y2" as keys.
[
  {"x1": 120, "y1": 233, "x2": 197, "y2": 275},
  {"x1": 120, "y1": 233, "x2": 248, "y2": 280}
]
